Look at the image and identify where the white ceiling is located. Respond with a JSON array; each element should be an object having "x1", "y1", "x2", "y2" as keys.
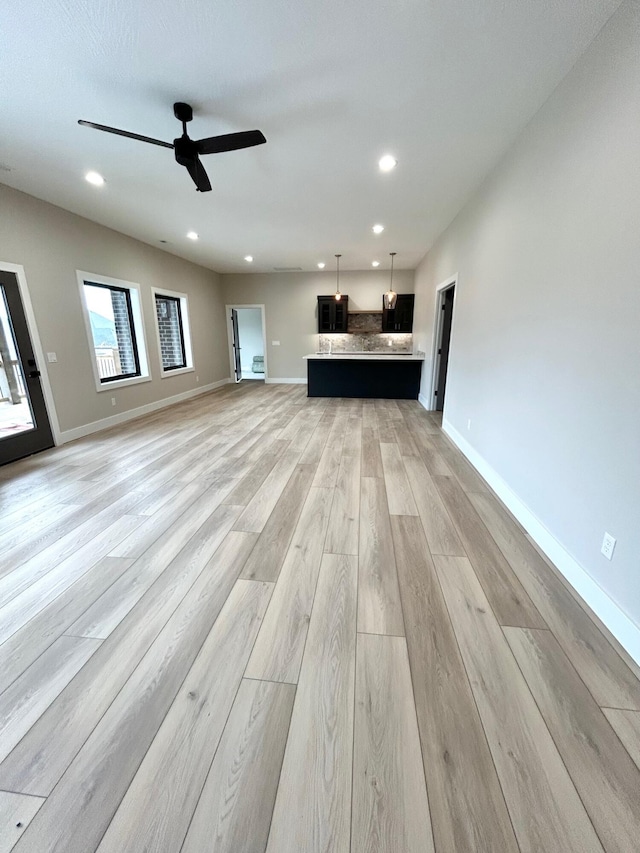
[{"x1": 1, "y1": 0, "x2": 621, "y2": 273}]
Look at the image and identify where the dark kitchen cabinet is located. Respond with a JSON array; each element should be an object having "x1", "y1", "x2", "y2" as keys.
[
  {"x1": 307, "y1": 356, "x2": 422, "y2": 399},
  {"x1": 382, "y1": 294, "x2": 414, "y2": 332},
  {"x1": 317, "y1": 295, "x2": 349, "y2": 332}
]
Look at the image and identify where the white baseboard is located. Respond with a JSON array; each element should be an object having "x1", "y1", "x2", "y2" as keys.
[
  {"x1": 418, "y1": 392, "x2": 431, "y2": 410},
  {"x1": 443, "y1": 419, "x2": 640, "y2": 665},
  {"x1": 265, "y1": 378, "x2": 307, "y2": 385},
  {"x1": 59, "y1": 378, "x2": 231, "y2": 444}
]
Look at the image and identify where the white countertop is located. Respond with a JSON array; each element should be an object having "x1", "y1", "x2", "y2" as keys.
[{"x1": 305, "y1": 352, "x2": 424, "y2": 361}]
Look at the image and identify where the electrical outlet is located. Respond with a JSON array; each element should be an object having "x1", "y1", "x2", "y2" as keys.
[
  {"x1": 601, "y1": 532, "x2": 616, "y2": 560},
  {"x1": 196, "y1": 375, "x2": 199, "y2": 383},
  {"x1": 111, "y1": 397, "x2": 116, "y2": 407},
  {"x1": 47, "y1": 352, "x2": 57, "y2": 363},
  {"x1": 467, "y1": 419, "x2": 472, "y2": 431}
]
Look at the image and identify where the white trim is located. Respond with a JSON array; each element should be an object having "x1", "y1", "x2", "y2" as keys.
[
  {"x1": 443, "y1": 419, "x2": 640, "y2": 664},
  {"x1": 150, "y1": 285, "x2": 194, "y2": 378},
  {"x1": 0, "y1": 261, "x2": 62, "y2": 445},
  {"x1": 58, "y1": 378, "x2": 231, "y2": 443},
  {"x1": 418, "y1": 392, "x2": 430, "y2": 410},
  {"x1": 225, "y1": 304, "x2": 268, "y2": 384},
  {"x1": 428, "y1": 273, "x2": 458, "y2": 411},
  {"x1": 265, "y1": 378, "x2": 307, "y2": 385},
  {"x1": 77, "y1": 270, "x2": 151, "y2": 393},
  {"x1": 155, "y1": 365, "x2": 194, "y2": 378}
]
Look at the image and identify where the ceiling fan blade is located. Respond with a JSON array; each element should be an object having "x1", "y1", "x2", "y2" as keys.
[
  {"x1": 196, "y1": 129, "x2": 266, "y2": 155},
  {"x1": 184, "y1": 156, "x2": 212, "y2": 192},
  {"x1": 78, "y1": 120, "x2": 174, "y2": 149}
]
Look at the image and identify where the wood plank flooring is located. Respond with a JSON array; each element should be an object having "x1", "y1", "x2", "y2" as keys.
[{"x1": 1, "y1": 381, "x2": 639, "y2": 852}]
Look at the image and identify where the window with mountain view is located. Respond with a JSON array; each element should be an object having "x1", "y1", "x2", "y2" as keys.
[
  {"x1": 83, "y1": 282, "x2": 140, "y2": 381},
  {"x1": 79, "y1": 275, "x2": 149, "y2": 391}
]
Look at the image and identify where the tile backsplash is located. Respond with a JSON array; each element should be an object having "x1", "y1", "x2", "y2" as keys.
[
  {"x1": 318, "y1": 333, "x2": 413, "y2": 353},
  {"x1": 347, "y1": 311, "x2": 384, "y2": 333}
]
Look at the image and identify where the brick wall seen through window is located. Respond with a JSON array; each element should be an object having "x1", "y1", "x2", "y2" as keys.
[{"x1": 155, "y1": 295, "x2": 187, "y2": 370}]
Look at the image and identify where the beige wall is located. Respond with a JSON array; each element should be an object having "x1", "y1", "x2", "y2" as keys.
[
  {"x1": 412, "y1": 0, "x2": 640, "y2": 633},
  {"x1": 221, "y1": 269, "x2": 415, "y2": 379},
  {"x1": 0, "y1": 184, "x2": 229, "y2": 436}
]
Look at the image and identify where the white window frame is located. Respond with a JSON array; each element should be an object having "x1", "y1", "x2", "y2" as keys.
[
  {"x1": 77, "y1": 271, "x2": 151, "y2": 393},
  {"x1": 151, "y1": 286, "x2": 194, "y2": 378}
]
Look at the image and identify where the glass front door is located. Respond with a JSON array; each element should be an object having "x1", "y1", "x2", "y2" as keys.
[{"x1": 0, "y1": 271, "x2": 54, "y2": 465}]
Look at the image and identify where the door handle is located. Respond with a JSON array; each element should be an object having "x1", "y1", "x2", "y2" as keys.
[{"x1": 28, "y1": 370, "x2": 41, "y2": 378}]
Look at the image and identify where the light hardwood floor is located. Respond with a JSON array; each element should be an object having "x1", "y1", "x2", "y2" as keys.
[{"x1": 0, "y1": 381, "x2": 639, "y2": 852}]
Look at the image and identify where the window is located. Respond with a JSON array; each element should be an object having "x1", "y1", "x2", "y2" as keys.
[
  {"x1": 155, "y1": 294, "x2": 186, "y2": 370},
  {"x1": 152, "y1": 287, "x2": 193, "y2": 377},
  {"x1": 78, "y1": 272, "x2": 150, "y2": 391}
]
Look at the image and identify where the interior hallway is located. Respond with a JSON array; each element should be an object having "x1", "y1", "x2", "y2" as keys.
[{"x1": 0, "y1": 382, "x2": 639, "y2": 852}]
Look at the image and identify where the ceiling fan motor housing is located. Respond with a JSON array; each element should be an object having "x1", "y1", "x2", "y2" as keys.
[{"x1": 173, "y1": 135, "x2": 198, "y2": 166}]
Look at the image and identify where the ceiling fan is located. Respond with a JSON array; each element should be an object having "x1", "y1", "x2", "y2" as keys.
[{"x1": 78, "y1": 102, "x2": 266, "y2": 192}]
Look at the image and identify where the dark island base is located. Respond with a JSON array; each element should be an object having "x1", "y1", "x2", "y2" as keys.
[{"x1": 307, "y1": 358, "x2": 422, "y2": 399}]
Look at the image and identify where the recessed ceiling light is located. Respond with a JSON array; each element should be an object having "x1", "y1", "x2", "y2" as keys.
[
  {"x1": 372, "y1": 260, "x2": 380, "y2": 267},
  {"x1": 186, "y1": 231, "x2": 199, "y2": 240},
  {"x1": 378, "y1": 155, "x2": 397, "y2": 172},
  {"x1": 244, "y1": 255, "x2": 253, "y2": 263},
  {"x1": 85, "y1": 171, "x2": 104, "y2": 186},
  {"x1": 317, "y1": 262, "x2": 325, "y2": 269},
  {"x1": 372, "y1": 224, "x2": 385, "y2": 235}
]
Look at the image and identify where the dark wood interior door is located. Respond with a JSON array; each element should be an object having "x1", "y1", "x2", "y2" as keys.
[
  {"x1": 435, "y1": 286, "x2": 455, "y2": 412},
  {"x1": 231, "y1": 309, "x2": 242, "y2": 382},
  {"x1": 0, "y1": 270, "x2": 54, "y2": 465}
]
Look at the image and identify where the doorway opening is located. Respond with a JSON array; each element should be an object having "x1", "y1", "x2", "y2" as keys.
[
  {"x1": 0, "y1": 268, "x2": 55, "y2": 464},
  {"x1": 429, "y1": 275, "x2": 457, "y2": 412},
  {"x1": 226, "y1": 305, "x2": 267, "y2": 383}
]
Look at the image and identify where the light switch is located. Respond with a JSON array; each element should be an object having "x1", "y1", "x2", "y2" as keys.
[
  {"x1": 271, "y1": 340, "x2": 280, "y2": 346},
  {"x1": 47, "y1": 352, "x2": 57, "y2": 363}
]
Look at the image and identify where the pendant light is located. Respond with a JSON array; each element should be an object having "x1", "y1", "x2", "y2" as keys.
[
  {"x1": 334, "y1": 253, "x2": 342, "y2": 301},
  {"x1": 384, "y1": 252, "x2": 398, "y2": 310}
]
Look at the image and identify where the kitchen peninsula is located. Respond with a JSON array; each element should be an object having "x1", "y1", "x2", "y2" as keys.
[{"x1": 305, "y1": 352, "x2": 424, "y2": 399}]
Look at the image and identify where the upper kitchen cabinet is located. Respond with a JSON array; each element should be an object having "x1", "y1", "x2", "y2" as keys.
[
  {"x1": 317, "y1": 295, "x2": 349, "y2": 332},
  {"x1": 382, "y1": 294, "x2": 415, "y2": 332}
]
